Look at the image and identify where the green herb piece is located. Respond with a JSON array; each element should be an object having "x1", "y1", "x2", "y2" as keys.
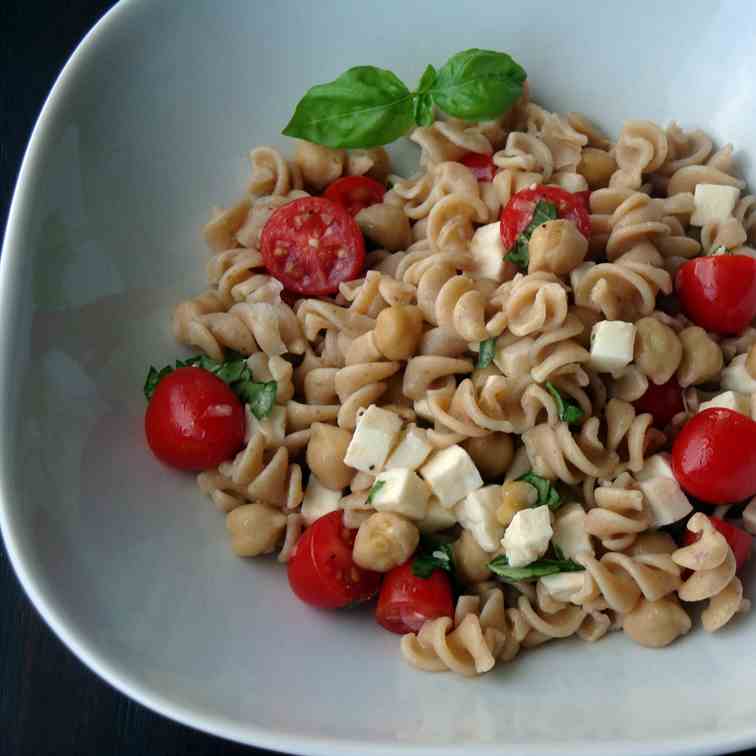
[
  {"x1": 143, "y1": 365, "x2": 173, "y2": 400},
  {"x1": 552, "y1": 543, "x2": 566, "y2": 561},
  {"x1": 416, "y1": 64, "x2": 438, "y2": 93},
  {"x1": 282, "y1": 66, "x2": 416, "y2": 149},
  {"x1": 487, "y1": 555, "x2": 584, "y2": 582},
  {"x1": 238, "y1": 380, "x2": 278, "y2": 420},
  {"x1": 477, "y1": 337, "x2": 497, "y2": 369},
  {"x1": 709, "y1": 244, "x2": 727, "y2": 256},
  {"x1": 413, "y1": 94, "x2": 435, "y2": 127},
  {"x1": 366, "y1": 479, "x2": 386, "y2": 505},
  {"x1": 504, "y1": 199, "x2": 558, "y2": 270},
  {"x1": 545, "y1": 381, "x2": 585, "y2": 426},
  {"x1": 430, "y1": 49, "x2": 526, "y2": 121},
  {"x1": 412, "y1": 540, "x2": 455, "y2": 579},
  {"x1": 517, "y1": 471, "x2": 562, "y2": 511}
]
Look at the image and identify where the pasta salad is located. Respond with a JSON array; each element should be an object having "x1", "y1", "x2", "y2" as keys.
[{"x1": 143, "y1": 49, "x2": 756, "y2": 677}]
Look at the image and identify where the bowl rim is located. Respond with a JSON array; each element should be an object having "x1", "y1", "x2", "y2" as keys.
[{"x1": 2, "y1": 1, "x2": 756, "y2": 754}]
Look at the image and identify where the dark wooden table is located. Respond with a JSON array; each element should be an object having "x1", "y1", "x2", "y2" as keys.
[{"x1": 1, "y1": 3, "x2": 754, "y2": 756}]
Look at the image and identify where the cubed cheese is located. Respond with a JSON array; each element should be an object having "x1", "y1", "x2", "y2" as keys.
[
  {"x1": 570, "y1": 261, "x2": 596, "y2": 292},
  {"x1": 589, "y1": 320, "x2": 636, "y2": 374},
  {"x1": 699, "y1": 390, "x2": 751, "y2": 416},
  {"x1": 540, "y1": 572, "x2": 586, "y2": 603},
  {"x1": 469, "y1": 221, "x2": 508, "y2": 282},
  {"x1": 420, "y1": 445, "x2": 483, "y2": 508},
  {"x1": 455, "y1": 485, "x2": 504, "y2": 552},
  {"x1": 635, "y1": 452, "x2": 675, "y2": 483},
  {"x1": 301, "y1": 475, "x2": 341, "y2": 525},
  {"x1": 552, "y1": 502, "x2": 594, "y2": 559},
  {"x1": 721, "y1": 354, "x2": 756, "y2": 394},
  {"x1": 418, "y1": 496, "x2": 458, "y2": 533},
  {"x1": 343, "y1": 404, "x2": 402, "y2": 473},
  {"x1": 371, "y1": 468, "x2": 431, "y2": 520},
  {"x1": 385, "y1": 425, "x2": 432, "y2": 470},
  {"x1": 494, "y1": 336, "x2": 535, "y2": 377},
  {"x1": 638, "y1": 476, "x2": 692, "y2": 527},
  {"x1": 501, "y1": 505, "x2": 553, "y2": 568},
  {"x1": 245, "y1": 404, "x2": 286, "y2": 447},
  {"x1": 690, "y1": 184, "x2": 741, "y2": 226}
]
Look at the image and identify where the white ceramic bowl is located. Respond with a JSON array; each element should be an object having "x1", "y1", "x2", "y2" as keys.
[{"x1": 3, "y1": 1, "x2": 756, "y2": 754}]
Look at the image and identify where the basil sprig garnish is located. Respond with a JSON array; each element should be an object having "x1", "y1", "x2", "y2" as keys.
[
  {"x1": 504, "y1": 199, "x2": 558, "y2": 270},
  {"x1": 283, "y1": 49, "x2": 526, "y2": 148},
  {"x1": 487, "y1": 555, "x2": 584, "y2": 582},
  {"x1": 517, "y1": 472, "x2": 562, "y2": 511}
]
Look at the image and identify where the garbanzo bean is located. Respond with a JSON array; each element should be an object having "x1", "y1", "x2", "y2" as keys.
[
  {"x1": 497, "y1": 481, "x2": 538, "y2": 526},
  {"x1": 356, "y1": 203, "x2": 413, "y2": 252},
  {"x1": 452, "y1": 530, "x2": 492, "y2": 584},
  {"x1": 462, "y1": 433, "x2": 514, "y2": 481},
  {"x1": 634, "y1": 317, "x2": 683, "y2": 385},
  {"x1": 352, "y1": 512, "x2": 419, "y2": 572},
  {"x1": 226, "y1": 503, "x2": 287, "y2": 557},
  {"x1": 294, "y1": 140, "x2": 345, "y2": 190},
  {"x1": 374, "y1": 305, "x2": 424, "y2": 360},
  {"x1": 577, "y1": 147, "x2": 618, "y2": 189},
  {"x1": 528, "y1": 219, "x2": 588, "y2": 276},
  {"x1": 677, "y1": 326, "x2": 723, "y2": 387},
  {"x1": 306, "y1": 423, "x2": 355, "y2": 491}
]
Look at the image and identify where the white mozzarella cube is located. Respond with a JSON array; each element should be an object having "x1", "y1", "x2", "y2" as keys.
[
  {"x1": 420, "y1": 445, "x2": 483, "y2": 508},
  {"x1": 455, "y1": 485, "x2": 504, "y2": 552},
  {"x1": 570, "y1": 261, "x2": 596, "y2": 292},
  {"x1": 540, "y1": 572, "x2": 586, "y2": 603},
  {"x1": 638, "y1": 476, "x2": 692, "y2": 527},
  {"x1": 699, "y1": 390, "x2": 751, "y2": 417},
  {"x1": 344, "y1": 404, "x2": 402, "y2": 474},
  {"x1": 501, "y1": 505, "x2": 553, "y2": 568},
  {"x1": 385, "y1": 425, "x2": 432, "y2": 471},
  {"x1": 418, "y1": 496, "x2": 458, "y2": 533},
  {"x1": 301, "y1": 475, "x2": 341, "y2": 525},
  {"x1": 469, "y1": 222, "x2": 508, "y2": 282},
  {"x1": 635, "y1": 452, "x2": 676, "y2": 483},
  {"x1": 245, "y1": 404, "x2": 286, "y2": 448},
  {"x1": 552, "y1": 502, "x2": 594, "y2": 559},
  {"x1": 371, "y1": 468, "x2": 431, "y2": 520},
  {"x1": 690, "y1": 184, "x2": 741, "y2": 226},
  {"x1": 721, "y1": 354, "x2": 756, "y2": 394},
  {"x1": 589, "y1": 320, "x2": 636, "y2": 374}
]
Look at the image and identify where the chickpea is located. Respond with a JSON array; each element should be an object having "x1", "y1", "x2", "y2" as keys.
[
  {"x1": 352, "y1": 512, "x2": 419, "y2": 572},
  {"x1": 355, "y1": 203, "x2": 412, "y2": 252},
  {"x1": 634, "y1": 317, "x2": 683, "y2": 385},
  {"x1": 528, "y1": 219, "x2": 588, "y2": 276},
  {"x1": 747, "y1": 345, "x2": 756, "y2": 379},
  {"x1": 374, "y1": 305, "x2": 424, "y2": 360},
  {"x1": 306, "y1": 423, "x2": 355, "y2": 491},
  {"x1": 462, "y1": 433, "x2": 514, "y2": 481},
  {"x1": 677, "y1": 327, "x2": 723, "y2": 387},
  {"x1": 347, "y1": 147, "x2": 391, "y2": 183},
  {"x1": 497, "y1": 481, "x2": 538, "y2": 526},
  {"x1": 294, "y1": 140, "x2": 345, "y2": 190},
  {"x1": 226, "y1": 502, "x2": 287, "y2": 557},
  {"x1": 453, "y1": 530, "x2": 492, "y2": 584},
  {"x1": 577, "y1": 147, "x2": 618, "y2": 189}
]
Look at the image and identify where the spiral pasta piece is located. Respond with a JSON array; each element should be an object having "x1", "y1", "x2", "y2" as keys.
[
  {"x1": 248, "y1": 146, "x2": 303, "y2": 197},
  {"x1": 611, "y1": 120, "x2": 668, "y2": 190},
  {"x1": 584, "y1": 473, "x2": 650, "y2": 551},
  {"x1": 656, "y1": 122, "x2": 713, "y2": 177},
  {"x1": 494, "y1": 272, "x2": 569, "y2": 337},
  {"x1": 604, "y1": 398, "x2": 653, "y2": 474},
  {"x1": 410, "y1": 121, "x2": 493, "y2": 167},
  {"x1": 667, "y1": 144, "x2": 745, "y2": 196},
  {"x1": 528, "y1": 314, "x2": 590, "y2": 384},
  {"x1": 235, "y1": 190, "x2": 310, "y2": 250}
]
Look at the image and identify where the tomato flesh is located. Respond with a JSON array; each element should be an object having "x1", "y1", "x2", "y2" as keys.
[
  {"x1": 634, "y1": 379, "x2": 684, "y2": 428},
  {"x1": 375, "y1": 561, "x2": 454, "y2": 635},
  {"x1": 672, "y1": 408, "x2": 756, "y2": 504},
  {"x1": 499, "y1": 185, "x2": 591, "y2": 251},
  {"x1": 460, "y1": 152, "x2": 496, "y2": 182},
  {"x1": 261, "y1": 196, "x2": 366, "y2": 296},
  {"x1": 288, "y1": 511, "x2": 381, "y2": 609},
  {"x1": 323, "y1": 175, "x2": 386, "y2": 216},
  {"x1": 676, "y1": 255, "x2": 756, "y2": 335},
  {"x1": 144, "y1": 367, "x2": 245, "y2": 471},
  {"x1": 683, "y1": 516, "x2": 752, "y2": 572}
]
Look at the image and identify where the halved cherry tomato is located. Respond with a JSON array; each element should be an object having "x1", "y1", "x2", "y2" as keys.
[
  {"x1": 499, "y1": 185, "x2": 591, "y2": 251},
  {"x1": 460, "y1": 152, "x2": 496, "y2": 182},
  {"x1": 574, "y1": 190, "x2": 592, "y2": 209},
  {"x1": 144, "y1": 367, "x2": 245, "y2": 471},
  {"x1": 672, "y1": 408, "x2": 756, "y2": 504},
  {"x1": 261, "y1": 196, "x2": 366, "y2": 296},
  {"x1": 676, "y1": 255, "x2": 756, "y2": 335},
  {"x1": 634, "y1": 379, "x2": 684, "y2": 428},
  {"x1": 323, "y1": 175, "x2": 386, "y2": 216},
  {"x1": 288, "y1": 511, "x2": 381, "y2": 609},
  {"x1": 375, "y1": 561, "x2": 454, "y2": 635},
  {"x1": 683, "y1": 516, "x2": 752, "y2": 572}
]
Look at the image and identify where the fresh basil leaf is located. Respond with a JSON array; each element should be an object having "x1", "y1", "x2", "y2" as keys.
[
  {"x1": 179, "y1": 352, "x2": 250, "y2": 385},
  {"x1": 413, "y1": 93, "x2": 435, "y2": 127},
  {"x1": 709, "y1": 244, "x2": 727, "y2": 256},
  {"x1": 366, "y1": 479, "x2": 386, "y2": 505},
  {"x1": 552, "y1": 543, "x2": 566, "y2": 561},
  {"x1": 239, "y1": 380, "x2": 278, "y2": 420},
  {"x1": 144, "y1": 365, "x2": 173, "y2": 400},
  {"x1": 416, "y1": 64, "x2": 437, "y2": 94},
  {"x1": 412, "y1": 539, "x2": 455, "y2": 579},
  {"x1": 477, "y1": 337, "x2": 497, "y2": 369},
  {"x1": 504, "y1": 236, "x2": 530, "y2": 269},
  {"x1": 283, "y1": 66, "x2": 415, "y2": 149},
  {"x1": 430, "y1": 49, "x2": 526, "y2": 121},
  {"x1": 487, "y1": 555, "x2": 584, "y2": 583},
  {"x1": 504, "y1": 199, "x2": 558, "y2": 270},
  {"x1": 545, "y1": 381, "x2": 585, "y2": 427},
  {"x1": 517, "y1": 471, "x2": 562, "y2": 511}
]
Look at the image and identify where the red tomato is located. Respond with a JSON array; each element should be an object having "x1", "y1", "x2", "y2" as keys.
[
  {"x1": 460, "y1": 152, "x2": 496, "y2": 182},
  {"x1": 323, "y1": 175, "x2": 386, "y2": 216},
  {"x1": 574, "y1": 189, "x2": 591, "y2": 209},
  {"x1": 260, "y1": 197, "x2": 366, "y2": 296},
  {"x1": 287, "y1": 511, "x2": 381, "y2": 609},
  {"x1": 375, "y1": 561, "x2": 454, "y2": 635},
  {"x1": 634, "y1": 379, "x2": 684, "y2": 427},
  {"x1": 676, "y1": 255, "x2": 756, "y2": 335},
  {"x1": 145, "y1": 367, "x2": 245, "y2": 471},
  {"x1": 672, "y1": 408, "x2": 756, "y2": 504},
  {"x1": 683, "y1": 516, "x2": 752, "y2": 572},
  {"x1": 499, "y1": 185, "x2": 591, "y2": 252}
]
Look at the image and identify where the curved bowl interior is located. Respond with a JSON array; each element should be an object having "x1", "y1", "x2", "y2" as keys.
[{"x1": 2, "y1": 1, "x2": 756, "y2": 754}]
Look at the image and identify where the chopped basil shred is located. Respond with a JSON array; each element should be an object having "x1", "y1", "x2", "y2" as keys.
[
  {"x1": 505, "y1": 199, "x2": 558, "y2": 270},
  {"x1": 412, "y1": 535, "x2": 457, "y2": 580},
  {"x1": 545, "y1": 381, "x2": 585, "y2": 426},
  {"x1": 477, "y1": 337, "x2": 497, "y2": 369},
  {"x1": 366, "y1": 480, "x2": 386, "y2": 505},
  {"x1": 487, "y1": 555, "x2": 584, "y2": 582},
  {"x1": 517, "y1": 471, "x2": 562, "y2": 510}
]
